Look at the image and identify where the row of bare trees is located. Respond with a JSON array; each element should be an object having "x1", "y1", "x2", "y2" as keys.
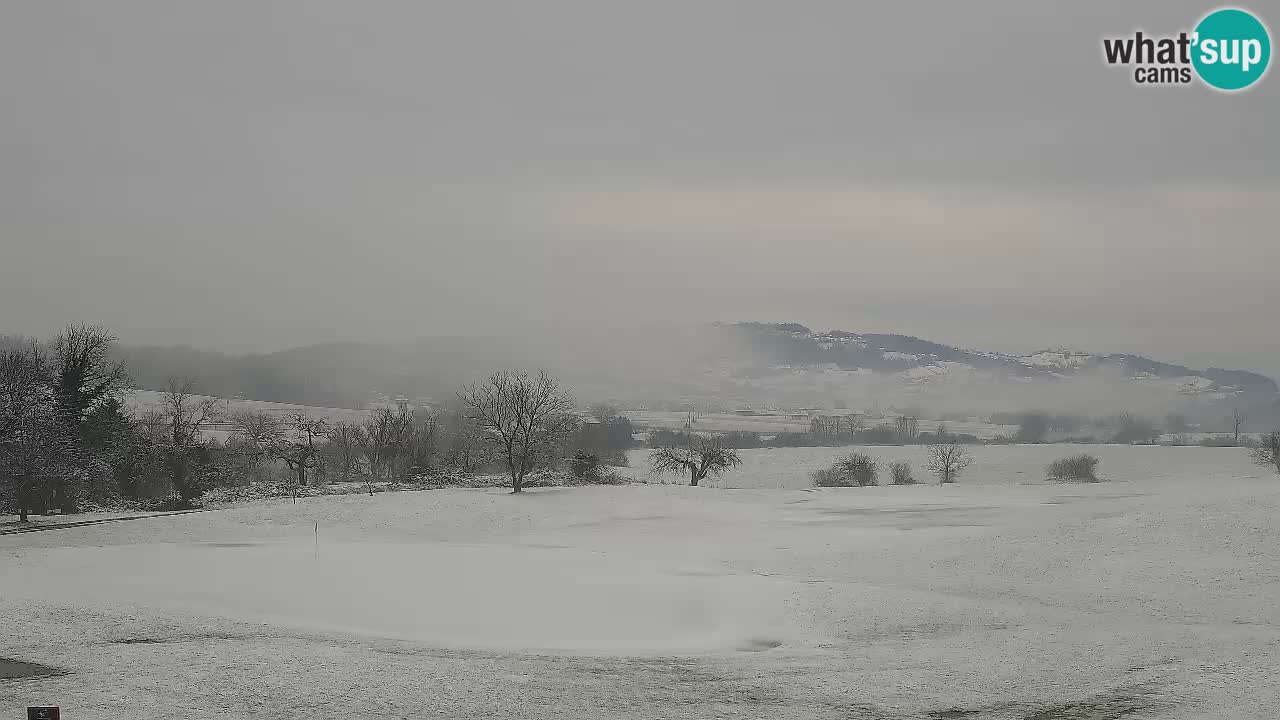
[
  {"x1": 9, "y1": 325, "x2": 1278, "y2": 513},
  {"x1": 218, "y1": 370, "x2": 583, "y2": 495},
  {"x1": 3, "y1": 344, "x2": 595, "y2": 508},
  {"x1": 226, "y1": 404, "x2": 454, "y2": 493},
  {"x1": 1009, "y1": 408, "x2": 1257, "y2": 446}
]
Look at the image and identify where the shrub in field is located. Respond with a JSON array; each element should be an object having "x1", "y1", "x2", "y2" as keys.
[
  {"x1": 1253, "y1": 430, "x2": 1280, "y2": 474},
  {"x1": 570, "y1": 451, "x2": 602, "y2": 481},
  {"x1": 889, "y1": 461, "x2": 915, "y2": 485},
  {"x1": 1111, "y1": 413, "x2": 1158, "y2": 445},
  {"x1": 565, "y1": 452, "x2": 630, "y2": 486},
  {"x1": 809, "y1": 466, "x2": 842, "y2": 487},
  {"x1": 140, "y1": 495, "x2": 203, "y2": 512},
  {"x1": 1046, "y1": 454, "x2": 1101, "y2": 483},
  {"x1": 600, "y1": 450, "x2": 630, "y2": 467},
  {"x1": 811, "y1": 453, "x2": 879, "y2": 487}
]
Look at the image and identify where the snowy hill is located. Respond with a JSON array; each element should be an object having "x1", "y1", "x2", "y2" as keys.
[
  {"x1": 722, "y1": 323, "x2": 1276, "y2": 397},
  {"x1": 108, "y1": 323, "x2": 1278, "y2": 420},
  {"x1": 680, "y1": 323, "x2": 1279, "y2": 417}
]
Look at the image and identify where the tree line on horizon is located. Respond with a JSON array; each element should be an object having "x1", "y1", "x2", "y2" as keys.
[
  {"x1": 0, "y1": 326, "x2": 643, "y2": 519},
  {"x1": 5, "y1": 326, "x2": 1278, "y2": 520}
]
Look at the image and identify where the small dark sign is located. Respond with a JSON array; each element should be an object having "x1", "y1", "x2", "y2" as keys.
[{"x1": 28, "y1": 708, "x2": 60, "y2": 720}]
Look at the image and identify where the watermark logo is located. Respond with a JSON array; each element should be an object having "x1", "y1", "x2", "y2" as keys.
[
  {"x1": 1102, "y1": 7, "x2": 1271, "y2": 91},
  {"x1": 1193, "y1": 8, "x2": 1271, "y2": 89}
]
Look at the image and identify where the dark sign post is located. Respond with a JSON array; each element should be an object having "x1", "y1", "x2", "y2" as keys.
[{"x1": 28, "y1": 708, "x2": 60, "y2": 720}]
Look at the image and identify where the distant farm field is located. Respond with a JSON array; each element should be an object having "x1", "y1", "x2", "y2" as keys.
[{"x1": 623, "y1": 409, "x2": 1017, "y2": 439}]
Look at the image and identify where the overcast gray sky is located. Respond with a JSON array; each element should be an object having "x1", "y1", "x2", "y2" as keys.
[{"x1": 2, "y1": 1, "x2": 1277, "y2": 377}]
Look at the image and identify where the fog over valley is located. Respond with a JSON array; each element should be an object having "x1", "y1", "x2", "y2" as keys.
[{"x1": 4, "y1": 3, "x2": 1280, "y2": 719}]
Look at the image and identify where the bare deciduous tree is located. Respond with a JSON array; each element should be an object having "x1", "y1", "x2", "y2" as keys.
[
  {"x1": 137, "y1": 408, "x2": 168, "y2": 442},
  {"x1": 157, "y1": 377, "x2": 221, "y2": 500},
  {"x1": 274, "y1": 414, "x2": 327, "y2": 496},
  {"x1": 228, "y1": 411, "x2": 284, "y2": 478},
  {"x1": 1232, "y1": 408, "x2": 1246, "y2": 446},
  {"x1": 588, "y1": 403, "x2": 619, "y2": 423},
  {"x1": 650, "y1": 431, "x2": 742, "y2": 486},
  {"x1": 440, "y1": 406, "x2": 489, "y2": 474},
  {"x1": 324, "y1": 421, "x2": 366, "y2": 484},
  {"x1": 925, "y1": 440, "x2": 973, "y2": 484},
  {"x1": 895, "y1": 415, "x2": 920, "y2": 443},
  {"x1": 458, "y1": 370, "x2": 577, "y2": 493},
  {"x1": 362, "y1": 406, "x2": 413, "y2": 480},
  {"x1": 402, "y1": 406, "x2": 441, "y2": 476}
]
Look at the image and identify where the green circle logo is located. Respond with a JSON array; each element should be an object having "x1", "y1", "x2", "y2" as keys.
[{"x1": 1192, "y1": 8, "x2": 1271, "y2": 90}]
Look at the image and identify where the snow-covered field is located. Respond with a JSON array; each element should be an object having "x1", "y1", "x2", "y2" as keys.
[
  {"x1": 122, "y1": 390, "x2": 367, "y2": 423},
  {"x1": 122, "y1": 389, "x2": 370, "y2": 443},
  {"x1": 2, "y1": 445, "x2": 1278, "y2": 719}
]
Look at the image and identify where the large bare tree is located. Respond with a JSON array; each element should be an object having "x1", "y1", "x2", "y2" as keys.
[
  {"x1": 650, "y1": 433, "x2": 742, "y2": 486},
  {"x1": 274, "y1": 413, "x2": 328, "y2": 494},
  {"x1": 458, "y1": 370, "x2": 576, "y2": 493},
  {"x1": 925, "y1": 440, "x2": 973, "y2": 484}
]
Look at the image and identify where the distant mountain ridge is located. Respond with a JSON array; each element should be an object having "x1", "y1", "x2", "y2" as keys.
[
  {"x1": 721, "y1": 322, "x2": 1278, "y2": 399},
  {"x1": 8, "y1": 324, "x2": 1273, "y2": 420}
]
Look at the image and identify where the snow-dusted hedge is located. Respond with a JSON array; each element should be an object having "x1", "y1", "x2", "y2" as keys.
[
  {"x1": 1046, "y1": 454, "x2": 1101, "y2": 483},
  {"x1": 889, "y1": 462, "x2": 916, "y2": 485},
  {"x1": 811, "y1": 453, "x2": 879, "y2": 487}
]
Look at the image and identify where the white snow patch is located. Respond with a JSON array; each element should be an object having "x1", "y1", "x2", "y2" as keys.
[
  {"x1": 2, "y1": 536, "x2": 788, "y2": 657},
  {"x1": 1019, "y1": 350, "x2": 1093, "y2": 369}
]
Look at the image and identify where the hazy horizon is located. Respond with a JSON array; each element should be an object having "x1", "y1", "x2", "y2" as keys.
[
  {"x1": 3, "y1": 1, "x2": 1278, "y2": 378},
  {"x1": 2, "y1": 321, "x2": 1272, "y2": 383}
]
